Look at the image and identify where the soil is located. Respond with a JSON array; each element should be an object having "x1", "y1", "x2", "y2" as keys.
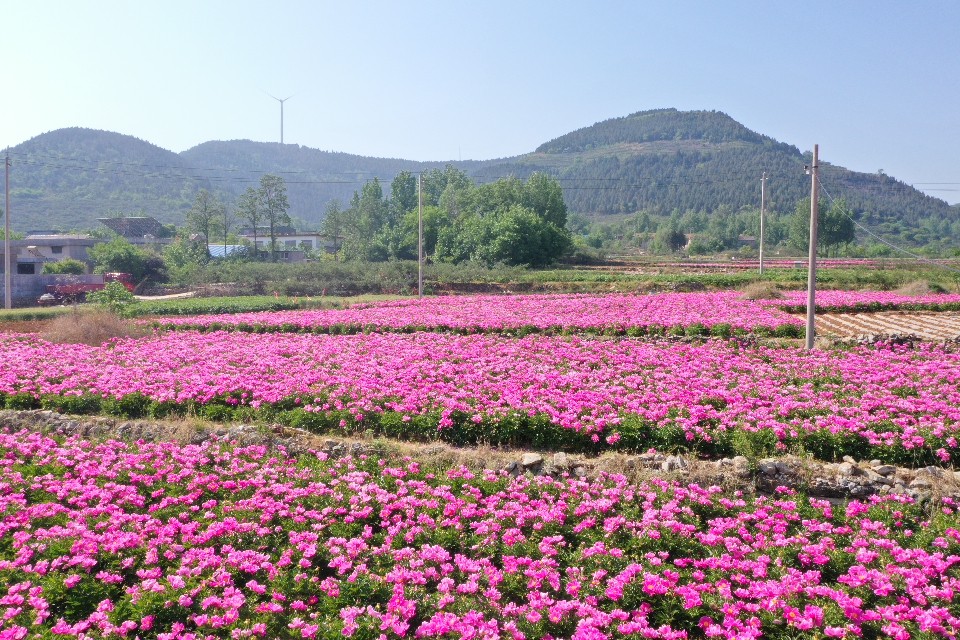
[
  {"x1": 0, "y1": 320, "x2": 50, "y2": 334},
  {"x1": 814, "y1": 310, "x2": 960, "y2": 341}
]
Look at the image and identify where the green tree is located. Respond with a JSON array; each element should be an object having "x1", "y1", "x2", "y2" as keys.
[
  {"x1": 236, "y1": 187, "x2": 262, "y2": 259},
  {"x1": 390, "y1": 171, "x2": 418, "y2": 219},
  {"x1": 258, "y1": 175, "x2": 291, "y2": 261},
  {"x1": 522, "y1": 172, "x2": 568, "y2": 228},
  {"x1": 88, "y1": 236, "x2": 166, "y2": 284},
  {"x1": 788, "y1": 197, "x2": 856, "y2": 255},
  {"x1": 320, "y1": 199, "x2": 346, "y2": 261},
  {"x1": 42, "y1": 258, "x2": 86, "y2": 275},
  {"x1": 186, "y1": 190, "x2": 225, "y2": 253},
  {"x1": 342, "y1": 178, "x2": 388, "y2": 261}
]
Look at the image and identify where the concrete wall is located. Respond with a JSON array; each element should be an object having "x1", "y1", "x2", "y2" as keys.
[{"x1": 0, "y1": 274, "x2": 104, "y2": 307}]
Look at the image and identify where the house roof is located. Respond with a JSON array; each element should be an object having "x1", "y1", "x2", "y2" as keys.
[
  {"x1": 207, "y1": 244, "x2": 248, "y2": 259},
  {"x1": 98, "y1": 216, "x2": 164, "y2": 237}
]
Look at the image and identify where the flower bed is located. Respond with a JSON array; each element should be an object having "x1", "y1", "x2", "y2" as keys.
[
  {"x1": 778, "y1": 290, "x2": 960, "y2": 313},
  {"x1": 2, "y1": 431, "x2": 960, "y2": 639},
  {"x1": 151, "y1": 292, "x2": 804, "y2": 338},
  {"x1": 1, "y1": 332, "x2": 959, "y2": 463}
]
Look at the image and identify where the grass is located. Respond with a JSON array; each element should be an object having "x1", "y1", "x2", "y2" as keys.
[{"x1": 40, "y1": 308, "x2": 150, "y2": 346}]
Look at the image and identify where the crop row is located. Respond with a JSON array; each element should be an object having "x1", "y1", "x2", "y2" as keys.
[
  {"x1": 150, "y1": 291, "x2": 960, "y2": 337},
  {"x1": 778, "y1": 290, "x2": 960, "y2": 314},
  {"x1": 151, "y1": 293, "x2": 804, "y2": 337},
  {"x1": 1, "y1": 332, "x2": 959, "y2": 464},
  {"x1": 2, "y1": 431, "x2": 959, "y2": 639}
]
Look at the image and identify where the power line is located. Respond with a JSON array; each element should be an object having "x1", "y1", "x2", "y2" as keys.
[{"x1": 817, "y1": 175, "x2": 960, "y2": 275}]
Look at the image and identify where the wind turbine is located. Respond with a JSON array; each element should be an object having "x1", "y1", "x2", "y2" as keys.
[{"x1": 265, "y1": 92, "x2": 293, "y2": 144}]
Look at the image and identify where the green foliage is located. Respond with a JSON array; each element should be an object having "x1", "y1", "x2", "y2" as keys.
[
  {"x1": 788, "y1": 197, "x2": 857, "y2": 256},
  {"x1": 88, "y1": 236, "x2": 166, "y2": 285},
  {"x1": 86, "y1": 281, "x2": 138, "y2": 316},
  {"x1": 41, "y1": 258, "x2": 87, "y2": 275}
]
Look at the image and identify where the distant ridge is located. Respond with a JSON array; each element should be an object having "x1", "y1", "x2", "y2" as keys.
[{"x1": 4, "y1": 111, "x2": 954, "y2": 239}]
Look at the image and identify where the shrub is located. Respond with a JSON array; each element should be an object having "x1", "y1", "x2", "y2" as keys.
[
  {"x1": 87, "y1": 281, "x2": 139, "y2": 316},
  {"x1": 740, "y1": 281, "x2": 783, "y2": 300},
  {"x1": 40, "y1": 309, "x2": 148, "y2": 346}
]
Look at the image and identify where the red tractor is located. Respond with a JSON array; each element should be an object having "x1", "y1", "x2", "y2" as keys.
[{"x1": 37, "y1": 273, "x2": 135, "y2": 306}]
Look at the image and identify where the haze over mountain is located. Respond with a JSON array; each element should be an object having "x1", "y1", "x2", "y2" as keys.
[{"x1": 5, "y1": 109, "x2": 955, "y2": 244}]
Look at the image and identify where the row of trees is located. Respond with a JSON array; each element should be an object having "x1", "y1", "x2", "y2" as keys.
[
  {"x1": 182, "y1": 175, "x2": 291, "y2": 262},
  {"x1": 321, "y1": 168, "x2": 572, "y2": 267},
  {"x1": 580, "y1": 196, "x2": 858, "y2": 257}
]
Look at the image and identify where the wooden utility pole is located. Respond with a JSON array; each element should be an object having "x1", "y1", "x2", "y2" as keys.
[
  {"x1": 4, "y1": 150, "x2": 11, "y2": 310},
  {"x1": 804, "y1": 145, "x2": 819, "y2": 350},
  {"x1": 417, "y1": 172, "x2": 424, "y2": 299},
  {"x1": 759, "y1": 171, "x2": 766, "y2": 275}
]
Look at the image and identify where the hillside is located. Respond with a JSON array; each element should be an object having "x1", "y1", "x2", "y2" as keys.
[
  {"x1": 474, "y1": 109, "x2": 955, "y2": 228},
  {"x1": 3, "y1": 111, "x2": 954, "y2": 240},
  {"x1": 5, "y1": 128, "x2": 212, "y2": 232},
  {"x1": 178, "y1": 142, "x2": 487, "y2": 227}
]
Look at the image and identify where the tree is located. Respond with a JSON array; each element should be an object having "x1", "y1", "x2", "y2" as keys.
[
  {"x1": 523, "y1": 172, "x2": 568, "y2": 228},
  {"x1": 320, "y1": 199, "x2": 347, "y2": 261},
  {"x1": 788, "y1": 197, "x2": 856, "y2": 255},
  {"x1": 88, "y1": 236, "x2": 166, "y2": 284},
  {"x1": 236, "y1": 187, "x2": 262, "y2": 259},
  {"x1": 258, "y1": 175, "x2": 291, "y2": 261},
  {"x1": 42, "y1": 258, "x2": 87, "y2": 275},
  {"x1": 186, "y1": 190, "x2": 225, "y2": 254},
  {"x1": 390, "y1": 171, "x2": 418, "y2": 220}
]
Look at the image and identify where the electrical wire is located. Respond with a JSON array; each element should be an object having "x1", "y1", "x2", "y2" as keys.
[{"x1": 817, "y1": 176, "x2": 960, "y2": 275}]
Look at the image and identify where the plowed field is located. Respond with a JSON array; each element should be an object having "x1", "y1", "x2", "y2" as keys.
[{"x1": 815, "y1": 311, "x2": 960, "y2": 340}]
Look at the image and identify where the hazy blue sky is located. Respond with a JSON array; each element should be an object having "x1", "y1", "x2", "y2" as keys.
[{"x1": 3, "y1": 1, "x2": 958, "y2": 203}]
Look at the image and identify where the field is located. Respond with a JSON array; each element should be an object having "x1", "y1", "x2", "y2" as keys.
[{"x1": 2, "y1": 286, "x2": 960, "y2": 638}]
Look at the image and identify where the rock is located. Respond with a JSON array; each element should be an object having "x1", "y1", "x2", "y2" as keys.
[
  {"x1": 837, "y1": 462, "x2": 861, "y2": 477},
  {"x1": 864, "y1": 469, "x2": 893, "y2": 486},
  {"x1": 873, "y1": 464, "x2": 897, "y2": 477},
  {"x1": 758, "y1": 460, "x2": 779, "y2": 477},
  {"x1": 661, "y1": 455, "x2": 687, "y2": 472},
  {"x1": 842, "y1": 455, "x2": 858, "y2": 465},
  {"x1": 504, "y1": 461, "x2": 521, "y2": 477},
  {"x1": 909, "y1": 477, "x2": 933, "y2": 490},
  {"x1": 521, "y1": 453, "x2": 544, "y2": 469},
  {"x1": 552, "y1": 452, "x2": 570, "y2": 469}
]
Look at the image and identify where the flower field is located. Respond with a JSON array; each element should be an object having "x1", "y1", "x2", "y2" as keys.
[
  {"x1": 3, "y1": 431, "x2": 960, "y2": 640},
  {"x1": 1, "y1": 330, "x2": 959, "y2": 462},
  {"x1": 151, "y1": 293, "x2": 804, "y2": 337},
  {"x1": 778, "y1": 290, "x2": 960, "y2": 313},
  {"x1": 152, "y1": 291, "x2": 960, "y2": 337}
]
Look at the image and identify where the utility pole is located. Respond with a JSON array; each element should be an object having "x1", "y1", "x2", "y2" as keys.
[
  {"x1": 417, "y1": 172, "x2": 424, "y2": 299},
  {"x1": 759, "y1": 171, "x2": 766, "y2": 276},
  {"x1": 804, "y1": 145, "x2": 819, "y2": 350},
  {"x1": 4, "y1": 150, "x2": 11, "y2": 310}
]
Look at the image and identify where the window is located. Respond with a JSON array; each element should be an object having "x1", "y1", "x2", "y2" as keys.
[
  {"x1": 285, "y1": 240, "x2": 296, "y2": 248},
  {"x1": 17, "y1": 263, "x2": 36, "y2": 275},
  {"x1": 51, "y1": 246, "x2": 63, "y2": 254}
]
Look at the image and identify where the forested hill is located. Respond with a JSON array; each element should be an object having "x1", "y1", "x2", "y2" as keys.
[
  {"x1": 473, "y1": 109, "x2": 955, "y2": 230},
  {"x1": 3, "y1": 110, "x2": 954, "y2": 236},
  {"x1": 178, "y1": 141, "x2": 484, "y2": 225},
  {"x1": 6, "y1": 128, "x2": 212, "y2": 232}
]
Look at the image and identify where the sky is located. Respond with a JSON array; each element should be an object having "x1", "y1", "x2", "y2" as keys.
[{"x1": 2, "y1": 0, "x2": 958, "y2": 204}]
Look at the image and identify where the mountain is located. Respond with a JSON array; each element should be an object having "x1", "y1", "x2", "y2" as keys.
[
  {"x1": 3, "y1": 111, "x2": 955, "y2": 240},
  {"x1": 472, "y1": 109, "x2": 954, "y2": 228},
  {"x1": 5, "y1": 128, "x2": 213, "y2": 232},
  {"x1": 178, "y1": 141, "x2": 487, "y2": 225}
]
